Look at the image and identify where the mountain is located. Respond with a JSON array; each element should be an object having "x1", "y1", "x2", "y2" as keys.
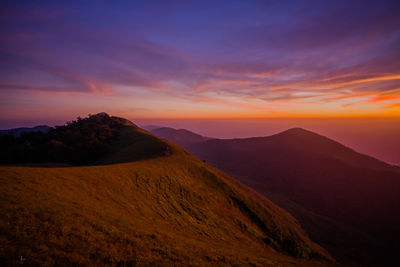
[
  {"x1": 152, "y1": 127, "x2": 400, "y2": 266},
  {"x1": 0, "y1": 115, "x2": 332, "y2": 266},
  {"x1": 141, "y1": 125, "x2": 164, "y2": 131},
  {"x1": 0, "y1": 125, "x2": 51, "y2": 136},
  {"x1": 150, "y1": 127, "x2": 213, "y2": 146}
]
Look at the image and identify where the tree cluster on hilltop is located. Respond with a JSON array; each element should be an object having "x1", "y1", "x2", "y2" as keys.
[{"x1": 0, "y1": 113, "x2": 120, "y2": 165}]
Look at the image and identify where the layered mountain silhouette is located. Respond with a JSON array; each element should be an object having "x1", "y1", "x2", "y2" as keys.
[
  {"x1": 149, "y1": 127, "x2": 213, "y2": 146},
  {"x1": 151, "y1": 126, "x2": 400, "y2": 266},
  {"x1": 0, "y1": 114, "x2": 332, "y2": 266},
  {"x1": 0, "y1": 125, "x2": 51, "y2": 137}
]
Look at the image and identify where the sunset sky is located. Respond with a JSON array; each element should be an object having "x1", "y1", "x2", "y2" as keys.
[{"x1": 1, "y1": 0, "x2": 400, "y2": 125}]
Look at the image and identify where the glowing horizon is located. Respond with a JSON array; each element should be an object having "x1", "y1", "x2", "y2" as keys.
[{"x1": 1, "y1": 1, "x2": 400, "y2": 123}]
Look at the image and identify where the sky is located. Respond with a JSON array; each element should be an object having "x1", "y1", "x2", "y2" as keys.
[{"x1": 1, "y1": 0, "x2": 400, "y2": 124}]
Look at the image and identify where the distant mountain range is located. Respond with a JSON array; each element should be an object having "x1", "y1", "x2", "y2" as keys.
[
  {"x1": 0, "y1": 114, "x2": 331, "y2": 266},
  {"x1": 150, "y1": 126, "x2": 400, "y2": 266},
  {"x1": 0, "y1": 125, "x2": 51, "y2": 136},
  {"x1": 149, "y1": 127, "x2": 212, "y2": 146}
]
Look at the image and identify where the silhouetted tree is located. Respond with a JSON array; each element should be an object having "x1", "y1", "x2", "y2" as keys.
[{"x1": 0, "y1": 113, "x2": 120, "y2": 165}]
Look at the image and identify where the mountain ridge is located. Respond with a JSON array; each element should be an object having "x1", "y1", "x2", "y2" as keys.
[
  {"x1": 151, "y1": 126, "x2": 400, "y2": 266},
  {"x1": 0, "y1": 114, "x2": 333, "y2": 266},
  {"x1": 150, "y1": 126, "x2": 213, "y2": 147},
  {"x1": 0, "y1": 125, "x2": 51, "y2": 137}
]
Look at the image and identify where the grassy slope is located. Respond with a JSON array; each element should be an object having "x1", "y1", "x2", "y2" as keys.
[{"x1": 0, "y1": 124, "x2": 333, "y2": 266}]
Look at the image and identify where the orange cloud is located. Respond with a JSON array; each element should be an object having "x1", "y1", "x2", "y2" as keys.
[
  {"x1": 387, "y1": 103, "x2": 400, "y2": 109},
  {"x1": 370, "y1": 94, "x2": 400, "y2": 103}
]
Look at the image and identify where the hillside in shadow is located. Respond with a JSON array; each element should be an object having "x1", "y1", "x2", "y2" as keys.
[{"x1": 152, "y1": 127, "x2": 400, "y2": 266}]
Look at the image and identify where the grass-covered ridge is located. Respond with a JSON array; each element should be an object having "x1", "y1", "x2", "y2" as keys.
[{"x1": 0, "y1": 115, "x2": 333, "y2": 266}]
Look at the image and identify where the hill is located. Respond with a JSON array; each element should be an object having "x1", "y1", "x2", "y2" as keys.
[
  {"x1": 152, "y1": 127, "x2": 400, "y2": 266},
  {"x1": 0, "y1": 115, "x2": 332, "y2": 266},
  {"x1": 0, "y1": 113, "x2": 168, "y2": 165},
  {"x1": 150, "y1": 127, "x2": 212, "y2": 147}
]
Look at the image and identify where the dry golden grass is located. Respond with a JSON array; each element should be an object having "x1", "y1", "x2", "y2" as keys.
[{"x1": 0, "y1": 121, "x2": 334, "y2": 266}]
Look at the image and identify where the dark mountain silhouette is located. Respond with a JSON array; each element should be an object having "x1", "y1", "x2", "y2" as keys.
[
  {"x1": 0, "y1": 115, "x2": 333, "y2": 266},
  {"x1": 151, "y1": 127, "x2": 400, "y2": 266},
  {"x1": 0, "y1": 113, "x2": 168, "y2": 165},
  {"x1": 150, "y1": 127, "x2": 213, "y2": 146},
  {"x1": 141, "y1": 124, "x2": 164, "y2": 131},
  {"x1": 0, "y1": 125, "x2": 51, "y2": 136}
]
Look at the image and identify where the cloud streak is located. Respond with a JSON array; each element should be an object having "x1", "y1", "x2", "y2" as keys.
[{"x1": 0, "y1": 0, "x2": 400, "y2": 119}]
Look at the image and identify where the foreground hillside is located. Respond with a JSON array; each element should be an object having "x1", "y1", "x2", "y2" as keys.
[
  {"x1": 152, "y1": 127, "x2": 400, "y2": 266},
  {"x1": 0, "y1": 116, "x2": 332, "y2": 266}
]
